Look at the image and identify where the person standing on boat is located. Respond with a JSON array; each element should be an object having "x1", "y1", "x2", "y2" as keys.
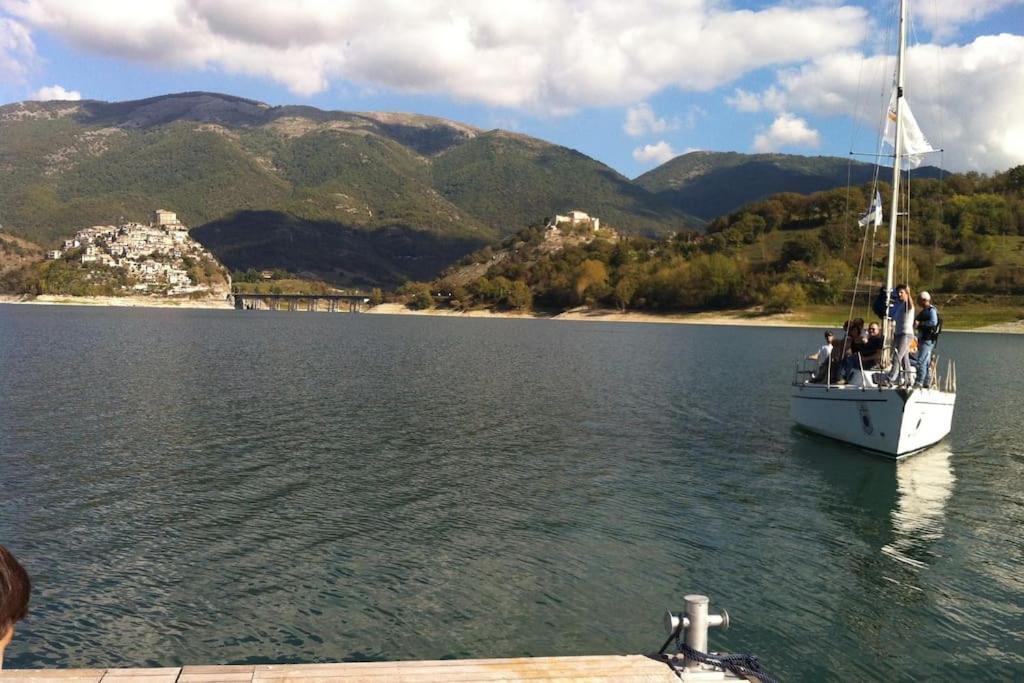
[
  {"x1": 0, "y1": 545, "x2": 31, "y2": 670},
  {"x1": 914, "y1": 291, "x2": 939, "y2": 388},
  {"x1": 888, "y1": 284, "x2": 915, "y2": 385}
]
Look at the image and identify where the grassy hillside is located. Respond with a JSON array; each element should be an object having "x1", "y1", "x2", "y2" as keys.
[
  {"x1": 0, "y1": 92, "x2": 984, "y2": 288},
  {"x1": 0, "y1": 232, "x2": 42, "y2": 277},
  {"x1": 0, "y1": 93, "x2": 695, "y2": 285},
  {"x1": 432, "y1": 131, "x2": 698, "y2": 235},
  {"x1": 404, "y1": 165, "x2": 1024, "y2": 327}
]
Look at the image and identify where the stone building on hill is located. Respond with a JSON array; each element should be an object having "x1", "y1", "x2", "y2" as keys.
[{"x1": 545, "y1": 210, "x2": 600, "y2": 233}]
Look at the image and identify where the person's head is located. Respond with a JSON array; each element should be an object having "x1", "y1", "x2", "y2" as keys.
[
  {"x1": 825, "y1": 330, "x2": 834, "y2": 342},
  {"x1": 895, "y1": 284, "x2": 908, "y2": 301},
  {"x1": 868, "y1": 322, "x2": 881, "y2": 337},
  {"x1": 0, "y1": 546, "x2": 30, "y2": 669},
  {"x1": 919, "y1": 290, "x2": 932, "y2": 307}
]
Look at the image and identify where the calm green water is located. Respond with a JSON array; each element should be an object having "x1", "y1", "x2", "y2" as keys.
[{"x1": 1, "y1": 305, "x2": 1022, "y2": 681}]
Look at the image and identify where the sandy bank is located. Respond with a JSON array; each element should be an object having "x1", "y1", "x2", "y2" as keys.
[
  {"x1": 0, "y1": 294, "x2": 233, "y2": 310},
  {"x1": 366, "y1": 303, "x2": 1024, "y2": 333},
  {"x1": 4, "y1": 297, "x2": 1018, "y2": 333},
  {"x1": 366, "y1": 303, "x2": 815, "y2": 328}
]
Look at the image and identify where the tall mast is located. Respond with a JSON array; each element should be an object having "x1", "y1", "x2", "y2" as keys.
[{"x1": 884, "y1": 0, "x2": 907, "y2": 348}]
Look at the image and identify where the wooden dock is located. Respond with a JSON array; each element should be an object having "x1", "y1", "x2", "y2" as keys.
[{"x1": 0, "y1": 654, "x2": 744, "y2": 683}]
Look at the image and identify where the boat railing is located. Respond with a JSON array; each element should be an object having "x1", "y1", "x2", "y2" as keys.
[
  {"x1": 928, "y1": 356, "x2": 958, "y2": 394},
  {"x1": 941, "y1": 358, "x2": 957, "y2": 393},
  {"x1": 793, "y1": 356, "x2": 842, "y2": 389},
  {"x1": 793, "y1": 358, "x2": 817, "y2": 386},
  {"x1": 798, "y1": 351, "x2": 957, "y2": 394}
]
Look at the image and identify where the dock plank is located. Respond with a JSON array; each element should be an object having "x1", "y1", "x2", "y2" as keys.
[
  {"x1": 101, "y1": 668, "x2": 180, "y2": 683},
  {"x1": 3, "y1": 654, "x2": 736, "y2": 682},
  {"x1": 0, "y1": 671, "x2": 105, "y2": 683},
  {"x1": 102, "y1": 669, "x2": 180, "y2": 677}
]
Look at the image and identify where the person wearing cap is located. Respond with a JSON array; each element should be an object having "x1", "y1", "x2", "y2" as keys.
[
  {"x1": 808, "y1": 330, "x2": 834, "y2": 383},
  {"x1": 914, "y1": 291, "x2": 939, "y2": 388}
]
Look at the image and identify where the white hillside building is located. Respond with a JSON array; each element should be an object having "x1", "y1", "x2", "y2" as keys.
[{"x1": 546, "y1": 210, "x2": 600, "y2": 232}]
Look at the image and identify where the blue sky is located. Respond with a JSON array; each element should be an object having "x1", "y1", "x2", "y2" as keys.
[{"x1": 2, "y1": 0, "x2": 1022, "y2": 176}]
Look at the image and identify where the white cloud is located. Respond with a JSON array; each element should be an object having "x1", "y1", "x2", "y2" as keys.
[
  {"x1": 32, "y1": 83, "x2": 80, "y2": 100},
  {"x1": 726, "y1": 86, "x2": 786, "y2": 113},
  {"x1": 917, "y1": 1, "x2": 1023, "y2": 39},
  {"x1": 632, "y1": 140, "x2": 678, "y2": 166},
  {"x1": 726, "y1": 88, "x2": 762, "y2": 113},
  {"x1": 0, "y1": 0, "x2": 869, "y2": 112},
  {"x1": 753, "y1": 113, "x2": 820, "y2": 152},
  {"x1": 623, "y1": 102, "x2": 674, "y2": 137},
  {"x1": 768, "y1": 35, "x2": 1024, "y2": 170},
  {"x1": 0, "y1": 15, "x2": 34, "y2": 83}
]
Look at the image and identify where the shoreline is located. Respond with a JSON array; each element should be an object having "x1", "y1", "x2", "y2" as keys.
[
  {"x1": 0, "y1": 294, "x2": 233, "y2": 310},
  {"x1": 2, "y1": 296, "x2": 1021, "y2": 333},
  {"x1": 366, "y1": 303, "x2": 1024, "y2": 333},
  {"x1": 365, "y1": 302, "x2": 820, "y2": 329}
]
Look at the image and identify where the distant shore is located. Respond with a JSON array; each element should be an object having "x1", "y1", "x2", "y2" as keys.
[
  {"x1": 3, "y1": 295, "x2": 1020, "y2": 333},
  {"x1": 365, "y1": 302, "x2": 821, "y2": 328},
  {"x1": 0, "y1": 294, "x2": 233, "y2": 309},
  {"x1": 366, "y1": 302, "x2": 1024, "y2": 333}
]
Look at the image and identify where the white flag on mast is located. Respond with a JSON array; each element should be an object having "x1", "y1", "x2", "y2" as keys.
[
  {"x1": 858, "y1": 191, "x2": 882, "y2": 229},
  {"x1": 883, "y1": 88, "x2": 934, "y2": 168}
]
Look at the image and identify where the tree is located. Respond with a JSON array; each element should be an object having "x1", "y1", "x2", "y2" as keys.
[
  {"x1": 613, "y1": 276, "x2": 638, "y2": 311},
  {"x1": 449, "y1": 285, "x2": 470, "y2": 310},
  {"x1": 765, "y1": 282, "x2": 807, "y2": 313},
  {"x1": 819, "y1": 220, "x2": 852, "y2": 252},
  {"x1": 403, "y1": 283, "x2": 434, "y2": 310},
  {"x1": 575, "y1": 259, "x2": 608, "y2": 304},
  {"x1": 506, "y1": 280, "x2": 533, "y2": 311},
  {"x1": 779, "y1": 235, "x2": 822, "y2": 266},
  {"x1": 369, "y1": 287, "x2": 384, "y2": 306},
  {"x1": 492, "y1": 276, "x2": 513, "y2": 304}
]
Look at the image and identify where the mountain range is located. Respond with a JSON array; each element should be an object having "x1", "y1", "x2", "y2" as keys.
[{"x1": 0, "y1": 92, "x2": 938, "y2": 286}]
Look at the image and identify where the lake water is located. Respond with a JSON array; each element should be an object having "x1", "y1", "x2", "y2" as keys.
[{"x1": 1, "y1": 305, "x2": 1022, "y2": 681}]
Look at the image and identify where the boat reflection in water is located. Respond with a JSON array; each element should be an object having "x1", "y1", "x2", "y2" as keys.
[
  {"x1": 881, "y1": 443, "x2": 955, "y2": 570},
  {"x1": 792, "y1": 433, "x2": 956, "y2": 574}
]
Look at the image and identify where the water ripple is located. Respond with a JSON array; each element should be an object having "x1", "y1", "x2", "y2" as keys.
[{"x1": 1, "y1": 309, "x2": 1023, "y2": 680}]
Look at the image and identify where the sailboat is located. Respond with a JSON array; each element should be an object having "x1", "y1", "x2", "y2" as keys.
[{"x1": 789, "y1": 0, "x2": 956, "y2": 458}]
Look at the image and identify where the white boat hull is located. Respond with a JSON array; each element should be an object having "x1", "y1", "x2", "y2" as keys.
[{"x1": 790, "y1": 383, "x2": 955, "y2": 458}]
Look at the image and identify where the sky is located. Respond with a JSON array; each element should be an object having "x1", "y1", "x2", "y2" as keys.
[{"x1": 1, "y1": 0, "x2": 1022, "y2": 178}]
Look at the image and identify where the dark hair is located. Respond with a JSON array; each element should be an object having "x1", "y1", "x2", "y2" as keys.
[{"x1": 0, "y1": 545, "x2": 30, "y2": 635}]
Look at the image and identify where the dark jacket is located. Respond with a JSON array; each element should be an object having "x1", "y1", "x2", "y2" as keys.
[{"x1": 916, "y1": 305, "x2": 940, "y2": 342}]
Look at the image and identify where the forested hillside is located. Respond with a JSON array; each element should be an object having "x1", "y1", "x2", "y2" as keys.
[
  {"x1": 409, "y1": 166, "x2": 1024, "y2": 321},
  {"x1": 0, "y1": 93, "x2": 696, "y2": 285},
  {"x1": 1, "y1": 92, "x2": 950, "y2": 287}
]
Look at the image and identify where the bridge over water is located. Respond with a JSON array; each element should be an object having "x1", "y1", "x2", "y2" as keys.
[{"x1": 231, "y1": 292, "x2": 370, "y2": 312}]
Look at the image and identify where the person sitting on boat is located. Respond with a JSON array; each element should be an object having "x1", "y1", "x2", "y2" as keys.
[
  {"x1": 887, "y1": 284, "x2": 915, "y2": 385},
  {"x1": 842, "y1": 318, "x2": 866, "y2": 355},
  {"x1": 841, "y1": 321, "x2": 884, "y2": 380},
  {"x1": 914, "y1": 291, "x2": 939, "y2": 388},
  {"x1": 808, "y1": 330, "x2": 834, "y2": 382},
  {"x1": 0, "y1": 545, "x2": 31, "y2": 670}
]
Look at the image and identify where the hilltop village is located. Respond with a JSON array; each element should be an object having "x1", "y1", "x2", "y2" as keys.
[{"x1": 42, "y1": 210, "x2": 230, "y2": 297}]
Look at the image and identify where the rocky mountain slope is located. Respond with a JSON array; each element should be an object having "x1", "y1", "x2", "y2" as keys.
[
  {"x1": 0, "y1": 93, "x2": 695, "y2": 285},
  {"x1": 0, "y1": 92, "x2": 945, "y2": 286}
]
